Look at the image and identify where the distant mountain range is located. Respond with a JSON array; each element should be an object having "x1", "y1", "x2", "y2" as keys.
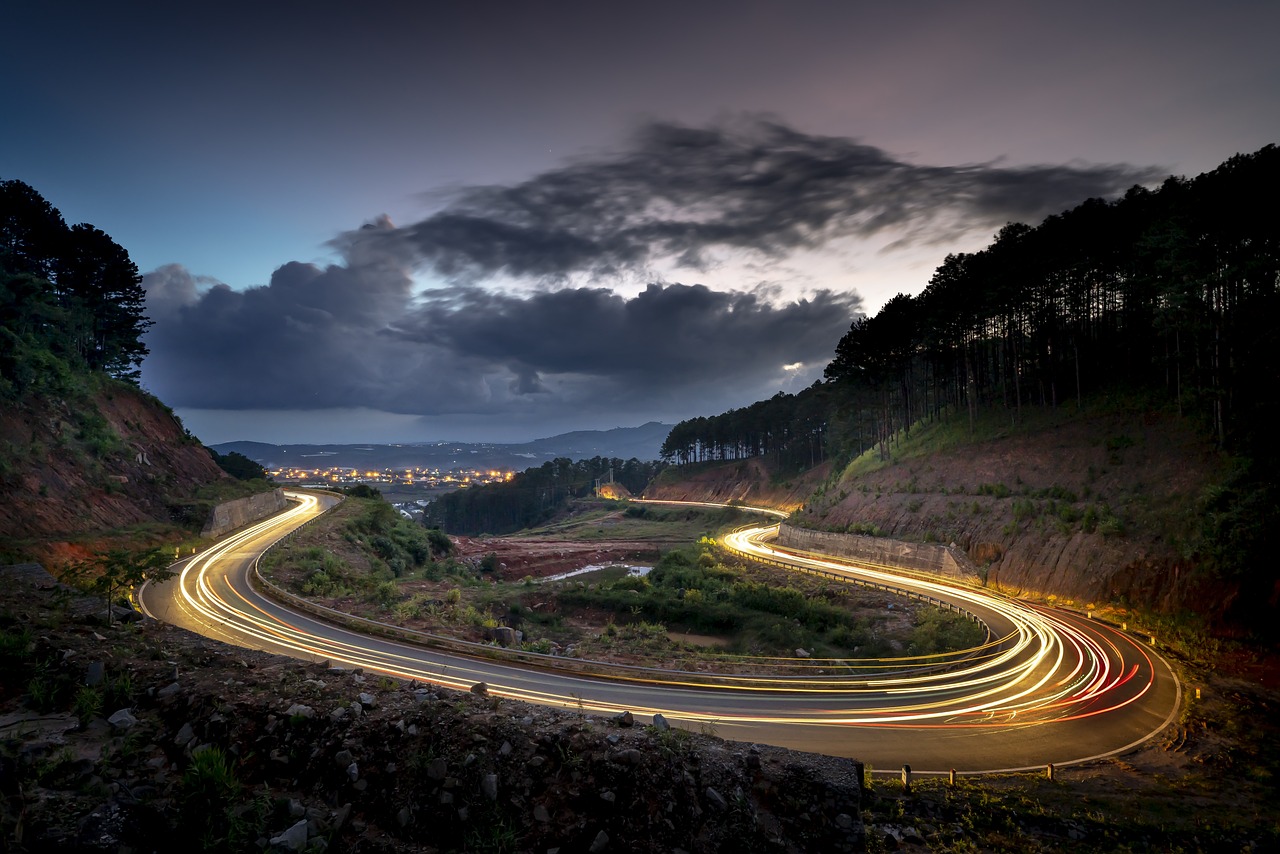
[{"x1": 210, "y1": 422, "x2": 674, "y2": 472}]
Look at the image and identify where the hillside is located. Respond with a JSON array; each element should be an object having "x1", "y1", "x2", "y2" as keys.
[
  {"x1": 0, "y1": 376, "x2": 235, "y2": 565},
  {"x1": 644, "y1": 456, "x2": 829, "y2": 511},
  {"x1": 647, "y1": 402, "x2": 1257, "y2": 630}
]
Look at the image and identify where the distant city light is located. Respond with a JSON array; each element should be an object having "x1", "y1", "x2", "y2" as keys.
[{"x1": 269, "y1": 464, "x2": 513, "y2": 490}]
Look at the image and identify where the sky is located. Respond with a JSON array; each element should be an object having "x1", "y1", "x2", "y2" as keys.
[{"x1": 3, "y1": 1, "x2": 1277, "y2": 444}]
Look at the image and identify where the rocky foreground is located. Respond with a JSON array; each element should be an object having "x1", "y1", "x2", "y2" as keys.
[{"x1": 0, "y1": 565, "x2": 865, "y2": 853}]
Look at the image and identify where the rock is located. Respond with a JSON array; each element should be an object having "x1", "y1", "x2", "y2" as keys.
[
  {"x1": 334, "y1": 749, "x2": 354, "y2": 768},
  {"x1": 357, "y1": 692, "x2": 376, "y2": 708},
  {"x1": 284, "y1": 704, "x2": 314, "y2": 719},
  {"x1": 795, "y1": 648, "x2": 811, "y2": 658},
  {"x1": 470, "y1": 682, "x2": 489, "y2": 696},
  {"x1": 107, "y1": 708, "x2": 137, "y2": 730},
  {"x1": 85, "y1": 661, "x2": 105, "y2": 686},
  {"x1": 533, "y1": 804, "x2": 551, "y2": 823},
  {"x1": 650, "y1": 713, "x2": 670, "y2": 732},
  {"x1": 589, "y1": 829, "x2": 610, "y2": 853},
  {"x1": 396, "y1": 807, "x2": 411, "y2": 827},
  {"x1": 611, "y1": 749, "x2": 644, "y2": 766},
  {"x1": 486, "y1": 626, "x2": 519, "y2": 646},
  {"x1": 346, "y1": 762, "x2": 359, "y2": 782},
  {"x1": 270, "y1": 818, "x2": 309, "y2": 851},
  {"x1": 288, "y1": 799, "x2": 306, "y2": 818},
  {"x1": 427, "y1": 758, "x2": 447, "y2": 781},
  {"x1": 481, "y1": 773, "x2": 498, "y2": 801},
  {"x1": 704, "y1": 787, "x2": 728, "y2": 811},
  {"x1": 613, "y1": 710, "x2": 634, "y2": 727},
  {"x1": 157, "y1": 681, "x2": 181, "y2": 699},
  {"x1": 174, "y1": 721, "x2": 195, "y2": 746},
  {"x1": 110, "y1": 605, "x2": 143, "y2": 624},
  {"x1": 600, "y1": 790, "x2": 616, "y2": 804}
]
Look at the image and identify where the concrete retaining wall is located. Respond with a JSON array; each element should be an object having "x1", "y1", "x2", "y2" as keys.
[
  {"x1": 202, "y1": 488, "x2": 288, "y2": 538},
  {"x1": 775, "y1": 524, "x2": 982, "y2": 583}
]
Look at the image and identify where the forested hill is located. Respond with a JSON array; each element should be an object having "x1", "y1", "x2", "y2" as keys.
[
  {"x1": 661, "y1": 144, "x2": 1279, "y2": 472},
  {"x1": 659, "y1": 144, "x2": 1280, "y2": 632},
  {"x1": 1, "y1": 179, "x2": 151, "y2": 387},
  {"x1": 424, "y1": 457, "x2": 664, "y2": 536}
]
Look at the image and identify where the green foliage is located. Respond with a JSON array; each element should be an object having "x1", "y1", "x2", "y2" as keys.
[
  {"x1": 908, "y1": 608, "x2": 986, "y2": 656},
  {"x1": 181, "y1": 746, "x2": 263, "y2": 851},
  {"x1": 2, "y1": 180, "x2": 151, "y2": 389},
  {"x1": 208, "y1": 448, "x2": 269, "y2": 481},
  {"x1": 425, "y1": 527, "x2": 454, "y2": 557},
  {"x1": 561, "y1": 545, "x2": 902, "y2": 656},
  {"x1": 0, "y1": 624, "x2": 32, "y2": 671},
  {"x1": 343, "y1": 483, "x2": 382, "y2": 499},
  {"x1": 72, "y1": 685, "x2": 103, "y2": 725}
]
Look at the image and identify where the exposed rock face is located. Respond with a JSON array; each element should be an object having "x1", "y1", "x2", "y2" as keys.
[
  {"x1": 644, "y1": 457, "x2": 829, "y2": 510},
  {"x1": 201, "y1": 488, "x2": 288, "y2": 537},
  {"x1": 0, "y1": 565, "x2": 867, "y2": 852}
]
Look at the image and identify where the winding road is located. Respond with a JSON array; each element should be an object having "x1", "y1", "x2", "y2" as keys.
[{"x1": 139, "y1": 490, "x2": 1180, "y2": 774}]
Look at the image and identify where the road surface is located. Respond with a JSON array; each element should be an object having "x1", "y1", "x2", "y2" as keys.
[{"x1": 140, "y1": 490, "x2": 1180, "y2": 773}]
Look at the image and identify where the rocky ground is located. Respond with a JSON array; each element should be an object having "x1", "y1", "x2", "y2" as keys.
[
  {"x1": 6, "y1": 549, "x2": 1280, "y2": 852},
  {"x1": 1, "y1": 564, "x2": 865, "y2": 853}
]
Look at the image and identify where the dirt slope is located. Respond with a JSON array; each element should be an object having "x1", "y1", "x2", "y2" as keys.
[
  {"x1": 647, "y1": 410, "x2": 1238, "y2": 624},
  {"x1": 643, "y1": 457, "x2": 829, "y2": 510},
  {"x1": 0, "y1": 380, "x2": 229, "y2": 561}
]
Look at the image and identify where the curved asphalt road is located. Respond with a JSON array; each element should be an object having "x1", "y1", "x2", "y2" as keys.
[{"x1": 140, "y1": 490, "x2": 1180, "y2": 774}]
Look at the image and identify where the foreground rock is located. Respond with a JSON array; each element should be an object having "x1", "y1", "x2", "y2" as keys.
[{"x1": 0, "y1": 565, "x2": 865, "y2": 852}]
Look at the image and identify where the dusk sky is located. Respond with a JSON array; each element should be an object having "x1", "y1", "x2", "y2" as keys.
[{"x1": 3, "y1": 1, "x2": 1277, "y2": 444}]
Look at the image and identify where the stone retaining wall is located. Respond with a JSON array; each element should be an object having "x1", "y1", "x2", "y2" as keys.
[
  {"x1": 775, "y1": 524, "x2": 982, "y2": 583},
  {"x1": 202, "y1": 488, "x2": 288, "y2": 538}
]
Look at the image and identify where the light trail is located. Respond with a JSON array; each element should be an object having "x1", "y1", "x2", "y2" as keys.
[{"x1": 141, "y1": 491, "x2": 1181, "y2": 772}]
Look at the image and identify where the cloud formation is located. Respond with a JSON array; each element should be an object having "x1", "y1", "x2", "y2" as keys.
[
  {"x1": 371, "y1": 118, "x2": 1165, "y2": 283},
  {"x1": 144, "y1": 263, "x2": 859, "y2": 426},
  {"x1": 143, "y1": 118, "x2": 1163, "y2": 437}
]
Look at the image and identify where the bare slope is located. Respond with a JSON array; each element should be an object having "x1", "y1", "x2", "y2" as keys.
[{"x1": 0, "y1": 378, "x2": 230, "y2": 563}]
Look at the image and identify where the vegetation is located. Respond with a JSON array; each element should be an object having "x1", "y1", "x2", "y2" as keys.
[
  {"x1": 559, "y1": 543, "x2": 984, "y2": 659},
  {"x1": 66, "y1": 546, "x2": 176, "y2": 623},
  {"x1": 1, "y1": 179, "x2": 151, "y2": 392},
  {"x1": 262, "y1": 494, "x2": 467, "y2": 602},
  {"x1": 424, "y1": 456, "x2": 664, "y2": 536},
  {"x1": 208, "y1": 448, "x2": 269, "y2": 481}
]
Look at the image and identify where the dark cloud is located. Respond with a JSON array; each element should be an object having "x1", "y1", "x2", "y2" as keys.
[
  {"x1": 143, "y1": 265, "x2": 859, "y2": 423},
  {"x1": 142, "y1": 118, "x2": 1163, "y2": 436},
  {"x1": 367, "y1": 117, "x2": 1165, "y2": 282}
]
